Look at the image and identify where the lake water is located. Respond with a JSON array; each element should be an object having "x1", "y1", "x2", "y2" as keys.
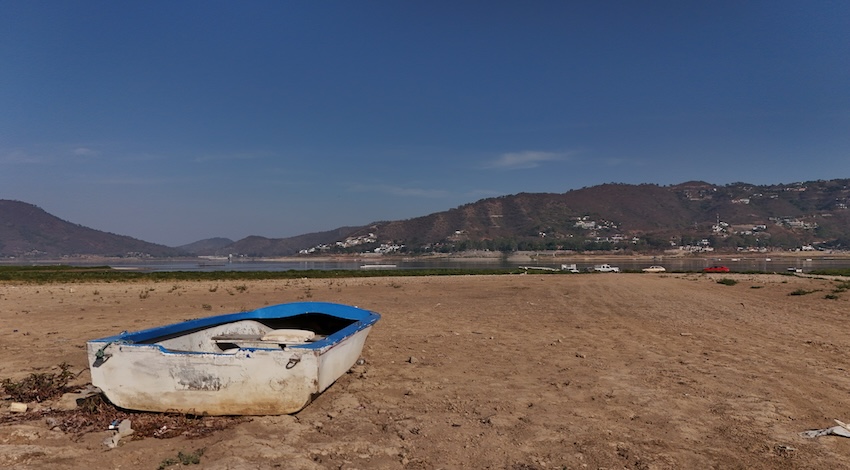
[{"x1": 95, "y1": 256, "x2": 850, "y2": 273}]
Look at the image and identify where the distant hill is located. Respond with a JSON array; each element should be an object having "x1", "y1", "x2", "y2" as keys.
[
  {"x1": 280, "y1": 179, "x2": 850, "y2": 256},
  {"x1": 3, "y1": 179, "x2": 850, "y2": 259},
  {"x1": 0, "y1": 200, "x2": 186, "y2": 258},
  {"x1": 177, "y1": 237, "x2": 234, "y2": 255},
  {"x1": 220, "y1": 227, "x2": 363, "y2": 257}
]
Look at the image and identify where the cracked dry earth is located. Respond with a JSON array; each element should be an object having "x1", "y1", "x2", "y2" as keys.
[{"x1": 2, "y1": 272, "x2": 850, "y2": 469}]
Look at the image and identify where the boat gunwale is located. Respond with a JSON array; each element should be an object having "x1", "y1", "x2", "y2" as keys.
[{"x1": 87, "y1": 301, "x2": 380, "y2": 354}]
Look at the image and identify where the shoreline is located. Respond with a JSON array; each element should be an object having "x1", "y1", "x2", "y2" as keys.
[{"x1": 2, "y1": 249, "x2": 849, "y2": 266}]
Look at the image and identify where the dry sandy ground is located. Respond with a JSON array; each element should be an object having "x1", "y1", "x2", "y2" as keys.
[{"x1": 2, "y1": 273, "x2": 850, "y2": 469}]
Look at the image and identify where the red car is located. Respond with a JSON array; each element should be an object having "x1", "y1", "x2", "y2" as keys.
[{"x1": 703, "y1": 265, "x2": 730, "y2": 273}]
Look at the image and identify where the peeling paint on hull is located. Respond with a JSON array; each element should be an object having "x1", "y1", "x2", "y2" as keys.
[{"x1": 86, "y1": 302, "x2": 379, "y2": 416}]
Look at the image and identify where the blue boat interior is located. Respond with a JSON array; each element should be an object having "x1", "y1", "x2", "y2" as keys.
[
  {"x1": 89, "y1": 302, "x2": 380, "y2": 354},
  {"x1": 142, "y1": 313, "x2": 358, "y2": 353}
]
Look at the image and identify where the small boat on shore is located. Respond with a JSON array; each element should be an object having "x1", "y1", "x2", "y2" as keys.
[
  {"x1": 360, "y1": 264, "x2": 397, "y2": 269},
  {"x1": 87, "y1": 302, "x2": 380, "y2": 415}
]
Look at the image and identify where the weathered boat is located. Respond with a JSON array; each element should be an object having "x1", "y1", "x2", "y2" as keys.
[{"x1": 86, "y1": 302, "x2": 380, "y2": 415}]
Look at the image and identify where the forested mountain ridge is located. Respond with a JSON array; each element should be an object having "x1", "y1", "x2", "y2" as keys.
[{"x1": 2, "y1": 179, "x2": 849, "y2": 258}]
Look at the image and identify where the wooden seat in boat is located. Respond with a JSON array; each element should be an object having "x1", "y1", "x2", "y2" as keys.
[{"x1": 211, "y1": 329, "x2": 318, "y2": 348}]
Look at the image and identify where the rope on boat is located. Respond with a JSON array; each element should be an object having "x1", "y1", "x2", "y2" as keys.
[{"x1": 93, "y1": 340, "x2": 133, "y2": 366}]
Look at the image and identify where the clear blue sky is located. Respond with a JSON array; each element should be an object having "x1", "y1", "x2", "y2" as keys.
[{"x1": 1, "y1": 1, "x2": 848, "y2": 246}]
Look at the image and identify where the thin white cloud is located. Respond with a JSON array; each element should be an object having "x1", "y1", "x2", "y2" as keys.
[
  {"x1": 351, "y1": 184, "x2": 449, "y2": 198},
  {"x1": 484, "y1": 151, "x2": 567, "y2": 170},
  {"x1": 193, "y1": 152, "x2": 268, "y2": 163},
  {"x1": 95, "y1": 172, "x2": 210, "y2": 186},
  {"x1": 603, "y1": 157, "x2": 647, "y2": 167},
  {"x1": 117, "y1": 152, "x2": 168, "y2": 163},
  {"x1": 0, "y1": 149, "x2": 44, "y2": 164},
  {"x1": 96, "y1": 176, "x2": 175, "y2": 186},
  {"x1": 1, "y1": 143, "x2": 105, "y2": 165}
]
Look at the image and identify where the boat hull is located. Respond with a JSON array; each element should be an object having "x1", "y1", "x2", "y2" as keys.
[{"x1": 86, "y1": 302, "x2": 379, "y2": 415}]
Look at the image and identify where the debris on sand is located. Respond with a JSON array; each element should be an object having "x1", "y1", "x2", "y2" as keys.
[
  {"x1": 2, "y1": 389, "x2": 246, "y2": 440},
  {"x1": 103, "y1": 419, "x2": 133, "y2": 449},
  {"x1": 55, "y1": 384, "x2": 102, "y2": 411},
  {"x1": 9, "y1": 402, "x2": 27, "y2": 413},
  {"x1": 800, "y1": 419, "x2": 850, "y2": 438},
  {"x1": 1, "y1": 362, "x2": 76, "y2": 403}
]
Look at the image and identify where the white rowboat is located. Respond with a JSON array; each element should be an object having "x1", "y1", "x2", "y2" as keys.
[{"x1": 87, "y1": 302, "x2": 380, "y2": 415}]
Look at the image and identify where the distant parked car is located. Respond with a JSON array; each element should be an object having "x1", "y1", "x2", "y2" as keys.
[
  {"x1": 703, "y1": 265, "x2": 730, "y2": 273},
  {"x1": 641, "y1": 265, "x2": 666, "y2": 273},
  {"x1": 560, "y1": 264, "x2": 580, "y2": 273},
  {"x1": 593, "y1": 264, "x2": 620, "y2": 273}
]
